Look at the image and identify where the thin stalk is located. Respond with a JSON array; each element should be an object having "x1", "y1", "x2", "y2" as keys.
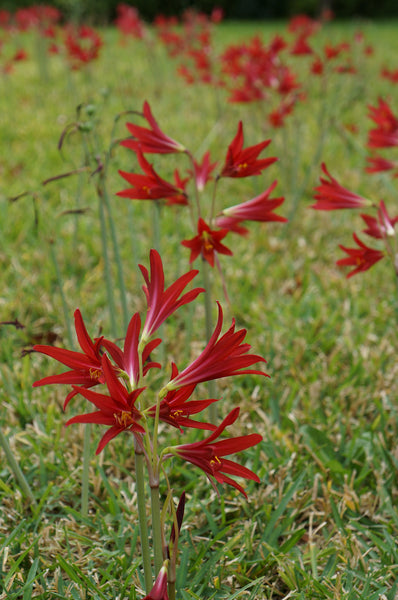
[
  {"x1": 150, "y1": 484, "x2": 164, "y2": 577},
  {"x1": 100, "y1": 175, "x2": 129, "y2": 331},
  {"x1": 201, "y1": 259, "x2": 217, "y2": 421},
  {"x1": 98, "y1": 192, "x2": 118, "y2": 338},
  {"x1": 168, "y1": 582, "x2": 176, "y2": 600},
  {"x1": 135, "y1": 449, "x2": 153, "y2": 593},
  {"x1": 81, "y1": 424, "x2": 91, "y2": 517},
  {"x1": 0, "y1": 429, "x2": 36, "y2": 506},
  {"x1": 152, "y1": 200, "x2": 162, "y2": 253},
  {"x1": 48, "y1": 241, "x2": 74, "y2": 348}
]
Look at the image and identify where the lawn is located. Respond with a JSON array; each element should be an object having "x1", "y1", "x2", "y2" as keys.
[{"x1": 1, "y1": 11, "x2": 398, "y2": 600}]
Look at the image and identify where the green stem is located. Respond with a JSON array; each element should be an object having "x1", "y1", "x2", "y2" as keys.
[
  {"x1": 48, "y1": 241, "x2": 74, "y2": 348},
  {"x1": 152, "y1": 200, "x2": 162, "y2": 253},
  {"x1": 81, "y1": 423, "x2": 91, "y2": 517},
  {"x1": 0, "y1": 428, "x2": 36, "y2": 506},
  {"x1": 98, "y1": 192, "x2": 118, "y2": 338},
  {"x1": 150, "y1": 484, "x2": 164, "y2": 576},
  {"x1": 101, "y1": 176, "x2": 129, "y2": 331},
  {"x1": 201, "y1": 259, "x2": 217, "y2": 421},
  {"x1": 135, "y1": 449, "x2": 153, "y2": 592},
  {"x1": 168, "y1": 581, "x2": 176, "y2": 600}
]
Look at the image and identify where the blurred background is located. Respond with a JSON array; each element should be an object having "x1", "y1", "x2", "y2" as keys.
[{"x1": 0, "y1": 0, "x2": 397, "y2": 22}]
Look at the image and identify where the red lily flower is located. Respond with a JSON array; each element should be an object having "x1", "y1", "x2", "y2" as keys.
[
  {"x1": 117, "y1": 150, "x2": 187, "y2": 204},
  {"x1": 139, "y1": 249, "x2": 204, "y2": 341},
  {"x1": 181, "y1": 218, "x2": 232, "y2": 267},
  {"x1": 221, "y1": 181, "x2": 287, "y2": 223},
  {"x1": 148, "y1": 382, "x2": 217, "y2": 431},
  {"x1": 312, "y1": 163, "x2": 371, "y2": 210},
  {"x1": 290, "y1": 34, "x2": 313, "y2": 55},
  {"x1": 215, "y1": 215, "x2": 249, "y2": 236},
  {"x1": 188, "y1": 151, "x2": 218, "y2": 192},
  {"x1": 361, "y1": 200, "x2": 397, "y2": 239},
  {"x1": 165, "y1": 302, "x2": 268, "y2": 391},
  {"x1": 101, "y1": 312, "x2": 161, "y2": 388},
  {"x1": 367, "y1": 98, "x2": 398, "y2": 148},
  {"x1": 64, "y1": 25, "x2": 103, "y2": 70},
  {"x1": 66, "y1": 354, "x2": 145, "y2": 454},
  {"x1": 143, "y1": 562, "x2": 169, "y2": 600},
  {"x1": 365, "y1": 155, "x2": 396, "y2": 174},
  {"x1": 121, "y1": 101, "x2": 185, "y2": 154},
  {"x1": 220, "y1": 121, "x2": 277, "y2": 178},
  {"x1": 336, "y1": 233, "x2": 385, "y2": 278},
  {"x1": 381, "y1": 67, "x2": 398, "y2": 84},
  {"x1": 173, "y1": 407, "x2": 262, "y2": 497},
  {"x1": 33, "y1": 309, "x2": 105, "y2": 408}
]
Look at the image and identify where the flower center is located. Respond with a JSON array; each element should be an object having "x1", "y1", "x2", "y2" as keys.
[
  {"x1": 201, "y1": 230, "x2": 214, "y2": 252},
  {"x1": 210, "y1": 455, "x2": 222, "y2": 471},
  {"x1": 115, "y1": 410, "x2": 136, "y2": 428},
  {"x1": 89, "y1": 367, "x2": 102, "y2": 381}
]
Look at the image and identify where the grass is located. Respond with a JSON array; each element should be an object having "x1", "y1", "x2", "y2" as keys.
[{"x1": 1, "y1": 16, "x2": 398, "y2": 600}]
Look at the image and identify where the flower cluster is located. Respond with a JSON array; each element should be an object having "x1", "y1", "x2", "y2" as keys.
[
  {"x1": 64, "y1": 25, "x2": 103, "y2": 70},
  {"x1": 33, "y1": 249, "x2": 266, "y2": 496},
  {"x1": 311, "y1": 100, "x2": 398, "y2": 278},
  {"x1": 117, "y1": 101, "x2": 286, "y2": 272}
]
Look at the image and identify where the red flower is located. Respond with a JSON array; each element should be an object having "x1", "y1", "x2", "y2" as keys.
[
  {"x1": 115, "y1": 3, "x2": 145, "y2": 39},
  {"x1": 139, "y1": 249, "x2": 204, "y2": 341},
  {"x1": 381, "y1": 67, "x2": 398, "y2": 84},
  {"x1": 367, "y1": 98, "x2": 398, "y2": 149},
  {"x1": 143, "y1": 563, "x2": 169, "y2": 600},
  {"x1": 181, "y1": 218, "x2": 232, "y2": 267},
  {"x1": 147, "y1": 383, "x2": 217, "y2": 431},
  {"x1": 101, "y1": 312, "x2": 161, "y2": 388},
  {"x1": 188, "y1": 151, "x2": 218, "y2": 192},
  {"x1": 121, "y1": 101, "x2": 185, "y2": 154},
  {"x1": 220, "y1": 122, "x2": 277, "y2": 178},
  {"x1": 66, "y1": 355, "x2": 145, "y2": 454},
  {"x1": 365, "y1": 156, "x2": 396, "y2": 174},
  {"x1": 173, "y1": 407, "x2": 262, "y2": 497},
  {"x1": 165, "y1": 302, "x2": 268, "y2": 391},
  {"x1": 221, "y1": 181, "x2": 287, "y2": 223},
  {"x1": 312, "y1": 163, "x2": 371, "y2": 210},
  {"x1": 311, "y1": 56, "x2": 324, "y2": 75},
  {"x1": 64, "y1": 25, "x2": 103, "y2": 69},
  {"x1": 290, "y1": 34, "x2": 313, "y2": 55},
  {"x1": 336, "y1": 233, "x2": 385, "y2": 278},
  {"x1": 33, "y1": 309, "x2": 105, "y2": 408},
  {"x1": 361, "y1": 200, "x2": 397, "y2": 239},
  {"x1": 117, "y1": 150, "x2": 187, "y2": 204},
  {"x1": 215, "y1": 215, "x2": 249, "y2": 236}
]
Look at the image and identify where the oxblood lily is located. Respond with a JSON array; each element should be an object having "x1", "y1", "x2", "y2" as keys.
[
  {"x1": 312, "y1": 163, "x2": 372, "y2": 210},
  {"x1": 148, "y1": 383, "x2": 217, "y2": 431},
  {"x1": 143, "y1": 562, "x2": 169, "y2": 600},
  {"x1": 215, "y1": 215, "x2": 249, "y2": 236},
  {"x1": 220, "y1": 121, "x2": 277, "y2": 178},
  {"x1": 221, "y1": 181, "x2": 287, "y2": 223},
  {"x1": 139, "y1": 249, "x2": 204, "y2": 341},
  {"x1": 171, "y1": 407, "x2": 262, "y2": 497},
  {"x1": 188, "y1": 151, "x2": 218, "y2": 192},
  {"x1": 64, "y1": 25, "x2": 103, "y2": 69},
  {"x1": 101, "y1": 312, "x2": 161, "y2": 388},
  {"x1": 165, "y1": 302, "x2": 268, "y2": 391},
  {"x1": 361, "y1": 200, "x2": 398, "y2": 239},
  {"x1": 33, "y1": 309, "x2": 105, "y2": 408},
  {"x1": 121, "y1": 101, "x2": 186, "y2": 154},
  {"x1": 336, "y1": 233, "x2": 385, "y2": 278},
  {"x1": 66, "y1": 354, "x2": 145, "y2": 454},
  {"x1": 181, "y1": 218, "x2": 232, "y2": 267},
  {"x1": 365, "y1": 156, "x2": 397, "y2": 174},
  {"x1": 367, "y1": 98, "x2": 398, "y2": 149},
  {"x1": 117, "y1": 150, "x2": 187, "y2": 204}
]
